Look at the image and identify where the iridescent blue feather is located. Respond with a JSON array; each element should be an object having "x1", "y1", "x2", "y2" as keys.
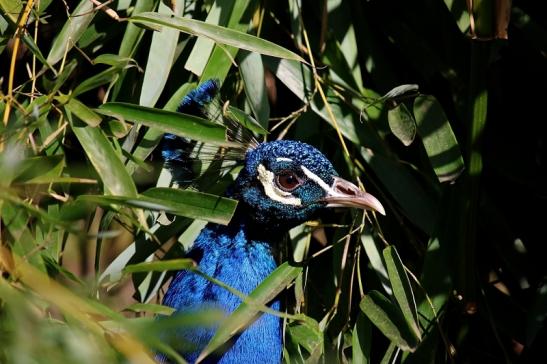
[{"x1": 160, "y1": 79, "x2": 221, "y2": 184}]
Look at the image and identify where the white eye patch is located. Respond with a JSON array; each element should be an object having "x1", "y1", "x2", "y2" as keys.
[
  {"x1": 301, "y1": 166, "x2": 343, "y2": 197},
  {"x1": 276, "y1": 157, "x2": 293, "y2": 162},
  {"x1": 257, "y1": 164, "x2": 302, "y2": 206}
]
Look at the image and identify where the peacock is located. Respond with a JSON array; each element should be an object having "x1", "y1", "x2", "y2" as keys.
[{"x1": 157, "y1": 80, "x2": 385, "y2": 364}]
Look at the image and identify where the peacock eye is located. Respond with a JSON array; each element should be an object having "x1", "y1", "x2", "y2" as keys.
[{"x1": 276, "y1": 171, "x2": 302, "y2": 191}]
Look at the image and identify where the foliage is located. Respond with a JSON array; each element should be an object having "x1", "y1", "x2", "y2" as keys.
[{"x1": 1, "y1": 0, "x2": 546, "y2": 363}]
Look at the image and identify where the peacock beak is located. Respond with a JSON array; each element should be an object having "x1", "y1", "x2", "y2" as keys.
[{"x1": 323, "y1": 176, "x2": 386, "y2": 215}]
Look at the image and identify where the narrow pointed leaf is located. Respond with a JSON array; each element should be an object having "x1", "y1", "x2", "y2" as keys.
[
  {"x1": 197, "y1": 262, "x2": 302, "y2": 362},
  {"x1": 414, "y1": 95, "x2": 465, "y2": 182},
  {"x1": 185, "y1": 0, "x2": 234, "y2": 76},
  {"x1": 130, "y1": 12, "x2": 305, "y2": 63},
  {"x1": 239, "y1": 50, "x2": 270, "y2": 129},
  {"x1": 361, "y1": 231, "x2": 392, "y2": 295},
  {"x1": 98, "y1": 102, "x2": 236, "y2": 147},
  {"x1": 359, "y1": 290, "x2": 419, "y2": 352},
  {"x1": 352, "y1": 313, "x2": 372, "y2": 364},
  {"x1": 383, "y1": 246, "x2": 421, "y2": 340},
  {"x1": 199, "y1": 0, "x2": 251, "y2": 82},
  {"x1": 62, "y1": 96, "x2": 102, "y2": 127},
  {"x1": 79, "y1": 187, "x2": 237, "y2": 225},
  {"x1": 123, "y1": 259, "x2": 196, "y2": 274},
  {"x1": 70, "y1": 124, "x2": 137, "y2": 197},
  {"x1": 140, "y1": 1, "x2": 183, "y2": 107},
  {"x1": 46, "y1": 0, "x2": 95, "y2": 65},
  {"x1": 224, "y1": 105, "x2": 268, "y2": 135}
]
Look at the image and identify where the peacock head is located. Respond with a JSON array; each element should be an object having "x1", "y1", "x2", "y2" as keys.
[{"x1": 227, "y1": 140, "x2": 385, "y2": 229}]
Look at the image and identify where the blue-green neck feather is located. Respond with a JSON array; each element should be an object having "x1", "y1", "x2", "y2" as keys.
[{"x1": 161, "y1": 214, "x2": 282, "y2": 363}]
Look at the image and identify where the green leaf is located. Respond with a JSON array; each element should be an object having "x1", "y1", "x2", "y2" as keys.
[
  {"x1": 12, "y1": 155, "x2": 65, "y2": 184},
  {"x1": 380, "y1": 342, "x2": 399, "y2": 364},
  {"x1": 380, "y1": 84, "x2": 420, "y2": 103},
  {"x1": 359, "y1": 290, "x2": 419, "y2": 352},
  {"x1": 352, "y1": 313, "x2": 372, "y2": 364},
  {"x1": 287, "y1": 319, "x2": 323, "y2": 356},
  {"x1": 140, "y1": 1, "x2": 184, "y2": 107},
  {"x1": 21, "y1": 33, "x2": 54, "y2": 72},
  {"x1": 130, "y1": 12, "x2": 305, "y2": 63},
  {"x1": 61, "y1": 96, "x2": 102, "y2": 127},
  {"x1": 98, "y1": 102, "x2": 237, "y2": 147},
  {"x1": 79, "y1": 187, "x2": 237, "y2": 225},
  {"x1": 0, "y1": 0, "x2": 22, "y2": 24},
  {"x1": 46, "y1": 0, "x2": 95, "y2": 65},
  {"x1": 123, "y1": 259, "x2": 196, "y2": 274},
  {"x1": 124, "y1": 303, "x2": 176, "y2": 316},
  {"x1": 142, "y1": 188, "x2": 237, "y2": 225},
  {"x1": 239, "y1": 51, "x2": 270, "y2": 129},
  {"x1": 224, "y1": 105, "x2": 268, "y2": 135},
  {"x1": 383, "y1": 246, "x2": 421, "y2": 340},
  {"x1": 387, "y1": 103, "x2": 416, "y2": 146},
  {"x1": 197, "y1": 262, "x2": 302, "y2": 362},
  {"x1": 199, "y1": 0, "x2": 251, "y2": 82},
  {"x1": 49, "y1": 59, "x2": 78, "y2": 95},
  {"x1": 360, "y1": 231, "x2": 391, "y2": 295},
  {"x1": 70, "y1": 123, "x2": 137, "y2": 197},
  {"x1": 185, "y1": 0, "x2": 234, "y2": 76},
  {"x1": 72, "y1": 67, "x2": 121, "y2": 97},
  {"x1": 413, "y1": 95, "x2": 465, "y2": 182}
]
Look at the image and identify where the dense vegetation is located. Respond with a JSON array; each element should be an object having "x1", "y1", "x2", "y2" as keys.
[{"x1": 1, "y1": 0, "x2": 545, "y2": 363}]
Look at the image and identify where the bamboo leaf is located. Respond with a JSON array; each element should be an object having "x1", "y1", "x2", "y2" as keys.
[
  {"x1": 383, "y1": 246, "x2": 421, "y2": 340},
  {"x1": 61, "y1": 96, "x2": 102, "y2": 127},
  {"x1": 224, "y1": 105, "x2": 268, "y2": 135},
  {"x1": 359, "y1": 290, "x2": 419, "y2": 352},
  {"x1": 413, "y1": 95, "x2": 465, "y2": 182},
  {"x1": 79, "y1": 187, "x2": 237, "y2": 225},
  {"x1": 352, "y1": 313, "x2": 372, "y2": 364},
  {"x1": 388, "y1": 103, "x2": 416, "y2": 146},
  {"x1": 70, "y1": 123, "x2": 137, "y2": 197},
  {"x1": 123, "y1": 259, "x2": 196, "y2": 274},
  {"x1": 239, "y1": 50, "x2": 270, "y2": 129},
  {"x1": 46, "y1": 0, "x2": 95, "y2": 65},
  {"x1": 197, "y1": 262, "x2": 302, "y2": 362},
  {"x1": 129, "y1": 12, "x2": 305, "y2": 63},
  {"x1": 140, "y1": 1, "x2": 184, "y2": 107},
  {"x1": 98, "y1": 102, "x2": 236, "y2": 147}
]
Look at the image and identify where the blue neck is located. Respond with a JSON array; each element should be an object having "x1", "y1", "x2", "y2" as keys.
[{"x1": 161, "y1": 214, "x2": 283, "y2": 363}]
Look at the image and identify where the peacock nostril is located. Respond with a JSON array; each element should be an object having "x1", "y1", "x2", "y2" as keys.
[{"x1": 332, "y1": 177, "x2": 360, "y2": 196}]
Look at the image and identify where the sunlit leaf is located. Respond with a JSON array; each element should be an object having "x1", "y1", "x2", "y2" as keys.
[
  {"x1": 70, "y1": 122, "x2": 137, "y2": 197},
  {"x1": 124, "y1": 259, "x2": 196, "y2": 273},
  {"x1": 98, "y1": 102, "x2": 237, "y2": 147},
  {"x1": 46, "y1": 0, "x2": 95, "y2": 65},
  {"x1": 413, "y1": 95, "x2": 465, "y2": 182},
  {"x1": 130, "y1": 12, "x2": 305, "y2": 63},
  {"x1": 79, "y1": 187, "x2": 237, "y2": 225}
]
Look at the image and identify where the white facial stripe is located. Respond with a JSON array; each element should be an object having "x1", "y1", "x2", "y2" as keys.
[
  {"x1": 301, "y1": 166, "x2": 342, "y2": 197},
  {"x1": 257, "y1": 164, "x2": 302, "y2": 206},
  {"x1": 276, "y1": 157, "x2": 293, "y2": 162}
]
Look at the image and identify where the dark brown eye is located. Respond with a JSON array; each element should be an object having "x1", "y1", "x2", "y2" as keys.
[{"x1": 276, "y1": 171, "x2": 301, "y2": 191}]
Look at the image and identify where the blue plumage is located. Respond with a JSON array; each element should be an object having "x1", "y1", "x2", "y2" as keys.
[
  {"x1": 158, "y1": 80, "x2": 385, "y2": 363},
  {"x1": 161, "y1": 79, "x2": 221, "y2": 184},
  {"x1": 177, "y1": 79, "x2": 220, "y2": 116}
]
